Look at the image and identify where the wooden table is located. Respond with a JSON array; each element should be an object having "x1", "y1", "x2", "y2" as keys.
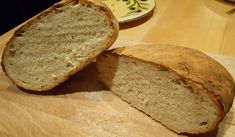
[
  {"x1": 0, "y1": 0, "x2": 235, "y2": 137},
  {"x1": 118, "y1": 0, "x2": 235, "y2": 56}
]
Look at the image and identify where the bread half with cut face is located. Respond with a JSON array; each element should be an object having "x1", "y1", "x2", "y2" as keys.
[
  {"x1": 1, "y1": 0, "x2": 119, "y2": 91},
  {"x1": 96, "y1": 44, "x2": 235, "y2": 134}
]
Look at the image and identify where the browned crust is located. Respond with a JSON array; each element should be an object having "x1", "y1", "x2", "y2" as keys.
[
  {"x1": 100, "y1": 44, "x2": 235, "y2": 134},
  {"x1": 1, "y1": 0, "x2": 119, "y2": 91}
]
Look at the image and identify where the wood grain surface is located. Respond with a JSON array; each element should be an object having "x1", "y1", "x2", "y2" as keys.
[
  {"x1": 0, "y1": 0, "x2": 235, "y2": 136},
  {"x1": 118, "y1": 0, "x2": 235, "y2": 56}
]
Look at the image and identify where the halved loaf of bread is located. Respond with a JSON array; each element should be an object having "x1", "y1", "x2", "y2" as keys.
[
  {"x1": 1, "y1": 0, "x2": 119, "y2": 91},
  {"x1": 96, "y1": 44, "x2": 235, "y2": 134}
]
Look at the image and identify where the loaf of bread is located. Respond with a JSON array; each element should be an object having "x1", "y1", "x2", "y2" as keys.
[
  {"x1": 1, "y1": 0, "x2": 119, "y2": 91},
  {"x1": 96, "y1": 44, "x2": 235, "y2": 134}
]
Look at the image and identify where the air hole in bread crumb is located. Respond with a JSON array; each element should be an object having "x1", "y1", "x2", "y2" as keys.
[
  {"x1": 171, "y1": 79, "x2": 181, "y2": 85},
  {"x1": 66, "y1": 62, "x2": 74, "y2": 68},
  {"x1": 56, "y1": 10, "x2": 63, "y2": 14},
  {"x1": 173, "y1": 78, "x2": 186, "y2": 85},
  {"x1": 18, "y1": 33, "x2": 23, "y2": 37},
  {"x1": 9, "y1": 51, "x2": 16, "y2": 56},
  {"x1": 185, "y1": 86, "x2": 194, "y2": 93},
  {"x1": 181, "y1": 78, "x2": 187, "y2": 85},
  {"x1": 199, "y1": 122, "x2": 207, "y2": 126},
  {"x1": 18, "y1": 30, "x2": 25, "y2": 36},
  {"x1": 86, "y1": 4, "x2": 91, "y2": 8},
  {"x1": 71, "y1": 36, "x2": 75, "y2": 39},
  {"x1": 131, "y1": 61, "x2": 137, "y2": 66}
]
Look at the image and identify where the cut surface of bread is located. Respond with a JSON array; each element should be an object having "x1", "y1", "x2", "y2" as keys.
[
  {"x1": 96, "y1": 44, "x2": 235, "y2": 134},
  {"x1": 1, "y1": 0, "x2": 119, "y2": 91}
]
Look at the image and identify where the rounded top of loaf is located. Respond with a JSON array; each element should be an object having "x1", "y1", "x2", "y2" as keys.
[{"x1": 111, "y1": 44, "x2": 235, "y2": 116}]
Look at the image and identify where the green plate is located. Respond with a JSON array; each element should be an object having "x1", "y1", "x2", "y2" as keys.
[{"x1": 100, "y1": 0, "x2": 156, "y2": 23}]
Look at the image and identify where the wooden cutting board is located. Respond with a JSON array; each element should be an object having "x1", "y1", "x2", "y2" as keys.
[{"x1": 0, "y1": 39, "x2": 235, "y2": 137}]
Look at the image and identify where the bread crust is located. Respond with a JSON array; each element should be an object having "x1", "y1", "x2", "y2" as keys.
[
  {"x1": 1, "y1": 0, "x2": 119, "y2": 91},
  {"x1": 106, "y1": 44, "x2": 235, "y2": 133}
]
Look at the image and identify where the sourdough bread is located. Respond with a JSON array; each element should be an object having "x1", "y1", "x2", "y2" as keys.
[
  {"x1": 96, "y1": 44, "x2": 235, "y2": 134},
  {"x1": 1, "y1": 0, "x2": 119, "y2": 91}
]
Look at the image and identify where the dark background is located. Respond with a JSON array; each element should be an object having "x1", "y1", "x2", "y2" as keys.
[{"x1": 0, "y1": 0, "x2": 59, "y2": 35}]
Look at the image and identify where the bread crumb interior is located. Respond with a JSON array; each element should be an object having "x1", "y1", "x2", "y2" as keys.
[
  {"x1": 97, "y1": 54, "x2": 218, "y2": 133},
  {"x1": 4, "y1": 3, "x2": 114, "y2": 89}
]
